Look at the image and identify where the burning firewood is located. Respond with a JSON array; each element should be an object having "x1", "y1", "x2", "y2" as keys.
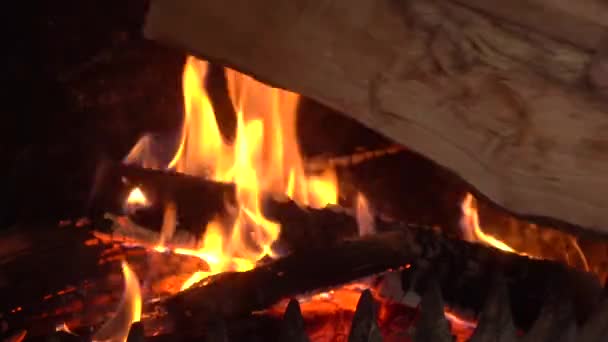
[
  {"x1": 278, "y1": 299, "x2": 309, "y2": 342},
  {"x1": 303, "y1": 145, "x2": 405, "y2": 174},
  {"x1": 347, "y1": 289, "x2": 383, "y2": 342},
  {"x1": 90, "y1": 160, "x2": 235, "y2": 233},
  {"x1": 143, "y1": 0, "x2": 608, "y2": 233},
  {"x1": 162, "y1": 224, "x2": 602, "y2": 335},
  {"x1": 411, "y1": 280, "x2": 453, "y2": 342}
]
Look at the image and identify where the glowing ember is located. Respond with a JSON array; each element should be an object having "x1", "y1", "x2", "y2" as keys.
[
  {"x1": 125, "y1": 56, "x2": 338, "y2": 290},
  {"x1": 92, "y1": 261, "x2": 142, "y2": 342},
  {"x1": 444, "y1": 309, "x2": 477, "y2": 342},
  {"x1": 55, "y1": 322, "x2": 76, "y2": 334}
]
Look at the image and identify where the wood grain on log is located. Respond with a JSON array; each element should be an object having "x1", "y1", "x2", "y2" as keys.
[{"x1": 144, "y1": 0, "x2": 608, "y2": 233}]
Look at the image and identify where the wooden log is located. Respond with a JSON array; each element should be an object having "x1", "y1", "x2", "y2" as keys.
[
  {"x1": 0, "y1": 225, "x2": 109, "y2": 317},
  {"x1": 144, "y1": 0, "x2": 608, "y2": 233},
  {"x1": 163, "y1": 225, "x2": 602, "y2": 333},
  {"x1": 89, "y1": 160, "x2": 235, "y2": 233}
]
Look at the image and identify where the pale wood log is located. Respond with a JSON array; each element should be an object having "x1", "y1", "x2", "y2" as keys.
[{"x1": 144, "y1": 0, "x2": 608, "y2": 233}]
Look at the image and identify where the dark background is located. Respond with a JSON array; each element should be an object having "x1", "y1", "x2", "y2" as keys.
[{"x1": 1, "y1": 0, "x2": 183, "y2": 226}]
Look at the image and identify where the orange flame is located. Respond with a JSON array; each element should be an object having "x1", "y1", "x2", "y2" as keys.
[
  {"x1": 356, "y1": 193, "x2": 374, "y2": 237},
  {"x1": 126, "y1": 56, "x2": 337, "y2": 290},
  {"x1": 444, "y1": 309, "x2": 477, "y2": 342},
  {"x1": 92, "y1": 261, "x2": 142, "y2": 342},
  {"x1": 125, "y1": 187, "x2": 149, "y2": 212},
  {"x1": 460, "y1": 193, "x2": 520, "y2": 254}
]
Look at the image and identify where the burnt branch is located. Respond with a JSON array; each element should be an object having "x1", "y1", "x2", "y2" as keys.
[{"x1": 164, "y1": 224, "x2": 602, "y2": 335}]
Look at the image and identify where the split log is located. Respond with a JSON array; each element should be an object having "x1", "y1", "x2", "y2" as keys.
[
  {"x1": 144, "y1": 0, "x2": 608, "y2": 233},
  {"x1": 89, "y1": 160, "x2": 235, "y2": 232},
  {"x1": 164, "y1": 225, "x2": 602, "y2": 333}
]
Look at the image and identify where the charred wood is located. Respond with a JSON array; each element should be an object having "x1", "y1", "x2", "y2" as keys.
[
  {"x1": 520, "y1": 290, "x2": 578, "y2": 342},
  {"x1": 347, "y1": 289, "x2": 383, "y2": 342},
  {"x1": 0, "y1": 225, "x2": 110, "y2": 322},
  {"x1": 89, "y1": 160, "x2": 235, "y2": 233},
  {"x1": 577, "y1": 289, "x2": 608, "y2": 342},
  {"x1": 126, "y1": 322, "x2": 145, "y2": 342},
  {"x1": 278, "y1": 300, "x2": 309, "y2": 342},
  {"x1": 468, "y1": 276, "x2": 517, "y2": 342},
  {"x1": 203, "y1": 319, "x2": 228, "y2": 342},
  {"x1": 164, "y1": 225, "x2": 602, "y2": 334},
  {"x1": 410, "y1": 280, "x2": 454, "y2": 342}
]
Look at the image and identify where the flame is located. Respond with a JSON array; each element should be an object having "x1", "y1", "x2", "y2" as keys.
[
  {"x1": 460, "y1": 193, "x2": 519, "y2": 254},
  {"x1": 126, "y1": 56, "x2": 337, "y2": 289},
  {"x1": 444, "y1": 309, "x2": 477, "y2": 342},
  {"x1": 356, "y1": 193, "x2": 374, "y2": 236},
  {"x1": 125, "y1": 187, "x2": 149, "y2": 212},
  {"x1": 92, "y1": 261, "x2": 142, "y2": 342}
]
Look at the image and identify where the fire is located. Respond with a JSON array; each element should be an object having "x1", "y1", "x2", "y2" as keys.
[
  {"x1": 92, "y1": 261, "x2": 142, "y2": 342},
  {"x1": 444, "y1": 309, "x2": 477, "y2": 342},
  {"x1": 125, "y1": 187, "x2": 148, "y2": 212},
  {"x1": 460, "y1": 193, "x2": 520, "y2": 254},
  {"x1": 356, "y1": 193, "x2": 374, "y2": 236},
  {"x1": 126, "y1": 56, "x2": 337, "y2": 289}
]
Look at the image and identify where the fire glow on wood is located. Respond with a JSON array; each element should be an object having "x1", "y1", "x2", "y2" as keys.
[
  {"x1": 125, "y1": 56, "x2": 338, "y2": 287},
  {"x1": 112, "y1": 56, "x2": 597, "y2": 341},
  {"x1": 119, "y1": 58, "x2": 540, "y2": 335},
  {"x1": 15, "y1": 56, "x2": 598, "y2": 342},
  {"x1": 115, "y1": 56, "x2": 488, "y2": 340}
]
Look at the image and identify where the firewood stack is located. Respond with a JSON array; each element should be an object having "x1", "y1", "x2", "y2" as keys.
[{"x1": 67, "y1": 164, "x2": 606, "y2": 341}]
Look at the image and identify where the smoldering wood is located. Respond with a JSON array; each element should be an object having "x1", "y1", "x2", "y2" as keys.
[
  {"x1": 0, "y1": 225, "x2": 110, "y2": 321},
  {"x1": 263, "y1": 196, "x2": 361, "y2": 251},
  {"x1": 468, "y1": 277, "x2": 517, "y2": 342},
  {"x1": 144, "y1": 0, "x2": 608, "y2": 233},
  {"x1": 145, "y1": 315, "x2": 282, "y2": 342},
  {"x1": 410, "y1": 280, "x2": 453, "y2": 342},
  {"x1": 578, "y1": 295, "x2": 608, "y2": 341},
  {"x1": 520, "y1": 290, "x2": 578, "y2": 342},
  {"x1": 304, "y1": 145, "x2": 405, "y2": 174},
  {"x1": 100, "y1": 213, "x2": 198, "y2": 250},
  {"x1": 203, "y1": 319, "x2": 229, "y2": 342},
  {"x1": 89, "y1": 160, "x2": 235, "y2": 233},
  {"x1": 278, "y1": 300, "x2": 310, "y2": 342},
  {"x1": 81, "y1": 165, "x2": 606, "y2": 330},
  {"x1": 163, "y1": 224, "x2": 602, "y2": 334},
  {"x1": 347, "y1": 289, "x2": 383, "y2": 342}
]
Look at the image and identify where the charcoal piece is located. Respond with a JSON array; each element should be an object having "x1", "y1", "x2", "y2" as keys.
[
  {"x1": 204, "y1": 319, "x2": 228, "y2": 342},
  {"x1": 578, "y1": 297, "x2": 608, "y2": 342},
  {"x1": 347, "y1": 289, "x2": 383, "y2": 342},
  {"x1": 126, "y1": 322, "x2": 144, "y2": 342},
  {"x1": 278, "y1": 299, "x2": 309, "y2": 342},
  {"x1": 521, "y1": 291, "x2": 577, "y2": 342},
  {"x1": 411, "y1": 280, "x2": 453, "y2": 342},
  {"x1": 469, "y1": 276, "x2": 517, "y2": 342}
]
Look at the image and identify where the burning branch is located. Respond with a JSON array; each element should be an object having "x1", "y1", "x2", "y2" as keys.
[{"x1": 163, "y1": 225, "x2": 602, "y2": 333}]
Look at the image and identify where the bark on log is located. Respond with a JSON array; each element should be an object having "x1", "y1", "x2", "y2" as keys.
[
  {"x1": 164, "y1": 226, "x2": 602, "y2": 332},
  {"x1": 144, "y1": 0, "x2": 608, "y2": 233}
]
